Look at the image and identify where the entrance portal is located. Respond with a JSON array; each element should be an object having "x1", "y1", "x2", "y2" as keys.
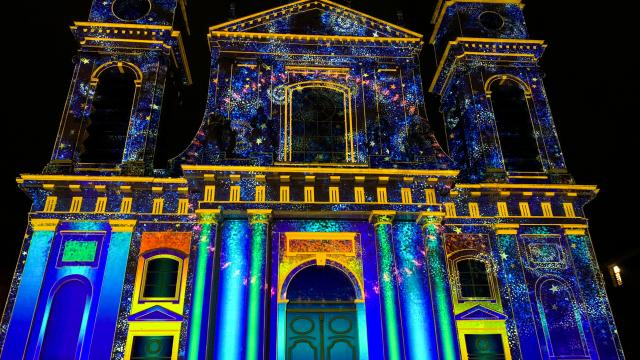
[{"x1": 285, "y1": 266, "x2": 359, "y2": 360}]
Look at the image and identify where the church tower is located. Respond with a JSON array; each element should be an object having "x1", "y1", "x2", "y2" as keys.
[
  {"x1": 0, "y1": 1, "x2": 626, "y2": 359},
  {"x1": 44, "y1": 0, "x2": 191, "y2": 176},
  {"x1": 430, "y1": 0, "x2": 571, "y2": 183},
  {"x1": 429, "y1": 1, "x2": 625, "y2": 359},
  {"x1": 1, "y1": 1, "x2": 191, "y2": 359}
]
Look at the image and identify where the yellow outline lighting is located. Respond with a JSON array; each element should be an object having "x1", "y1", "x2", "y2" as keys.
[
  {"x1": 209, "y1": 0, "x2": 423, "y2": 39},
  {"x1": 283, "y1": 81, "x2": 355, "y2": 163}
]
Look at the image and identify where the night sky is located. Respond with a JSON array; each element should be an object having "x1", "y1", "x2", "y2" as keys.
[{"x1": 3, "y1": 0, "x2": 637, "y2": 355}]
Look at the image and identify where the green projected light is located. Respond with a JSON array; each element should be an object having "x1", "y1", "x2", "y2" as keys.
[{"x1": 61, "y1": 241, "x2": 97, "y2": 263}]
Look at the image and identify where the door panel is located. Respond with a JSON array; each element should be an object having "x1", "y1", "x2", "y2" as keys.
[{"x1": 286, "y1": 308, "x2": 358, "y2": 360}]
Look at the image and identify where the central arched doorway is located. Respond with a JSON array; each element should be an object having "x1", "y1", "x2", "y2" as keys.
[{"x1": 285, "y1": 265, "x2": 359, "y2": 360}]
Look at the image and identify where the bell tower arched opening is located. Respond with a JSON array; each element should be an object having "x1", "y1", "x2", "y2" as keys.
[
  {"x1": 489, "y1": 77, "x2": 543, "y2": 172},
  {"x1": 80, "y1": 65, "x2": 138, "y2": 164}
]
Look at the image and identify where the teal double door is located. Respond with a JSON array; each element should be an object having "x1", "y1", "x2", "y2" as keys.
[{"x1": 286, "y1": 303, "x2": 359, "y2": 360}]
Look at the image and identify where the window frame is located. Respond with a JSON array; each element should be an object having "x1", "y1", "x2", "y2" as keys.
[
  {"x1": 282, "y1": 81, "x2": 356, "y2": 164},
  {"x1": 139, "y1": 253, "x2": 185, "y2": 303},
  {"x1": 453, "y1": 256, "x2": 497, "y2": 302}
]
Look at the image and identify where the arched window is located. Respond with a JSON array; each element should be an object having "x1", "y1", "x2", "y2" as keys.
[
  {"x1": 290, "y1": 87, "x2": 347, "y2": 163},
  {"x1": 287, "y1": 265, "x2": 356, "y2": 302},
  {"x1": 142, "y1": 256, "x2": 181, "y2": 300},
  {"x1": 457, "y1": 258, "x2": 492, "y2": 299},
  {"x1": 81, "y1": 66, "x2": 137, "y2": 164},
  {"x1": 490, "y1": 78, "x2": 542, "y2": 172},
  {"x1": 40, "y1": 277, "x2": 91, "y2": 359}
]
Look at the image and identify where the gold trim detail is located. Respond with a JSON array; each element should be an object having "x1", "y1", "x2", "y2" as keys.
[
  {"x1": 209, "y1": 0, "x2": 423, "y2": 39},
  {"x1": 30, "y1": 219, "x2": 60, "y2": 232},
  {"x1": 494, "y1": 223, "x2": 520, "y2": 235},
  {"x1": 109, "y1": 220, "x2": 138, "y2": 233}
]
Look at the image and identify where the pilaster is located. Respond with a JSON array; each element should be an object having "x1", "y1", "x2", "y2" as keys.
[{"x1": 417, "y1": 212, "x2": 460, "y2": 360}]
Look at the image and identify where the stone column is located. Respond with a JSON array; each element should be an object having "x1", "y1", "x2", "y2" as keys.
[
  {"x1": 393, "y1": 221, "x2": 437, "y2": 360},
  {"x1": 246, "y1": 210, "x2": 272, "y2": 360},
  {"x1": 188, "y1": 210, "x2": 221, "y2": 360},
  {"x1": 369, "y1": 210, "x2": 403, "y2": 360},
  {"x1": 493, "y1": 223, "x2": 542, "y2": 360},
  {"x1": 418, "y1": 212, "x2": 459, "y2": 360},
  {"x1": 565, "y1": 228, "x2": 625, "y2": 359},
  {"x1": 90, "y1": 219, "x2": 137, "y2": 360}
]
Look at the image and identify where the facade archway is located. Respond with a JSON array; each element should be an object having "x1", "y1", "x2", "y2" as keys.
[
  {"x1": 279, "y1": 261, "x2": 366, "y2": 360},
  {"x1": 285, "y1": 264, "x2": 358, "y2": 360},
  {"x1": 38, "y1": 276, "x2": 92, "y2": 359},
  {"x1": 535, "y1": 277, "x2": 589, "y2": 358}
]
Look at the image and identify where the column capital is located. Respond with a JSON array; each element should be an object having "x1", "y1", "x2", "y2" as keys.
[
  {"x1": 30, "y1": 218, "x2": 60, "y2": 232},
  {"x1": 196, "y1": 209, "x2": 222, "y2": 225},
  {"x1": 369, "y1": 210, "x2": 396, "y2": 226},
  {"x1": 247, "y1": 209, "x2": 273, "y2": 225},
  {"x1": 494, "y1": 223, "x2": 519, "y2": 235},
  {"x1": 109, "y1": 219, "x2": 138, "y2": 232},
  {"x1": 416, "y1": 211, "x2": 445, "y2": 228}
]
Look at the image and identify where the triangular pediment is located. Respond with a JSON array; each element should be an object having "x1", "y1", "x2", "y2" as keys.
[
  {"x1": 128, "y1": 306, "x2": 184, "y2": 322},
  {"x1": 210, "y1": 0, "x2": 422, "y2": 40},
  {"x1": 455, "y1": 306, "x2": 507, "y2": 321}
]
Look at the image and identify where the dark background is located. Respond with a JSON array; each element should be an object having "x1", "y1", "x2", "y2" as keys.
[{"x1": 3, "y1": 0, "x2": 637, "y2": 356}]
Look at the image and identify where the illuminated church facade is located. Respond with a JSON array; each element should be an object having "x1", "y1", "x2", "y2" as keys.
[{"x1": 0, "y1": 0, "x2": 626, "y2": 359}]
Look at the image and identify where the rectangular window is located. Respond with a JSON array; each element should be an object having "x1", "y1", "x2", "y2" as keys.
[
  {"x1": 469, "y1": 203, "x2": 480, "y2": 217},
  {"x1": 354, "y1": 187, "x2": 365, "y2": 203},
  {"x1": 563, "y1": 202, "x2": 576, "y2": 218},
  {"x1": 425, "y1": 188, "x2": 437, "y2": 204},
  {"x1": 541, "y1": 202, "x2": 553, "y2": 217},
  {"x1": 519, "y1": 202, "x2": 531, "y2": 217},
  {"x1": 457, "y1": 259, "x2": 492, "y2": 299},
  {"x1": 70, "y1": 197, "x2": 83, "y2": 213},
  {"x1": 177, "y1": 199, "x2": 189, "y2": 215},
  {"x1": 304, "y1": 186, "x2": 315, "y2": 203},
  {"x1": 131, "y1": 335, "x2": 174, "y2": 360},
  {"x1": 121, "y1": 197, "x2": 133, "y2": 213},
  {"x1": 44, "y1": 196, "x2": 57, "y2": 212},
  {"x1": 152, "y1": 198, "x2": 164, "y2": 214},
  {"x1": 280, "y1": 186, "x2": 290, "y2": 202},
  {"x1": 204, "y1": 185, "x2": 216, "y2": 202},
  {"x1": 95, "y1": 197, "x2": 107, "y2": 213},
  {"x1": 230, "y1": 186, "x2": 241, "y2": 202},
  {"x1": 377, "y1": 188, "x2": 388, "y2": 203},
  {"x1": 464, "y1": 334, "x2": 506, "y2": 360},
  {"x1": 142, "y1": 257, "x2": 181, "y2": 299},
  {"x1": 497, "y1": 202, "x2": 508, "y2": 217},
  {"x1": 401, "y1": 188, "x2": 413, "y2": 204},
  {"x1": 445, "y1": 203, "x2": 457, "y2": 217},
  {"x1": 255, "y1": 186, "x2": 266, "y2": 202},
  {"x1": 329, "y1": 187, "x2": 340, "y2": 203}
]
